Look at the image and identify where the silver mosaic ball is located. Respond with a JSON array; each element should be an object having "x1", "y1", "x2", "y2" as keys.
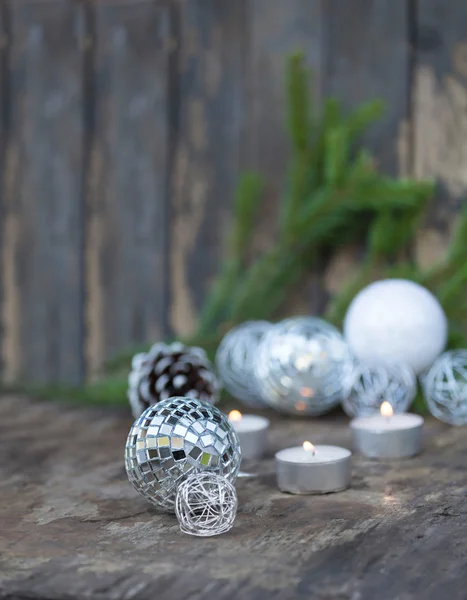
[
  {"x1": 175, "y1": 472, "x2": 238, "y2": 537},
  {"x1": 342, "y1": 362, "x2": 416, "y2": 417},
  {"x1": 423, "y1": 350, "x2": 467, "y2": 425},
  {"x1": 125, "y1": 397, "x2": 241, "y2": 512},
  {"x1": 216, "y1": 321, "x2": 272, "y2": 408},
  {"x1": 254, "y1": 317, "x2": 353, "y2": 416}
]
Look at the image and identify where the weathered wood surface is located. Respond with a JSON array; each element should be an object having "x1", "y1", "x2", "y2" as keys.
[
  {"x1": 86, "y1": 0, "x2": 170, "y2": 374},
  {"x1": 324, "y1": 0, "x2": 410, "y2": 176},
  {"x1": 413, "y1": 0, "x2": 467, "y2": 268},
  {"x1": 0, "y1": 1, "x2": 6, "y2": 379},
  {"x1": 0, "y1": 0, "x2": 466, "y2": 383},
  {"x1": 169, "y1": 0, "x2": 246, "y2": 337},
  {"x1": 1, "y1": 396, "x2": 467, "y2": 600},
  {"x1": 243, "y1": 0, "x2": 327, "y2": 316},
  {"x1": 2, "y1": 0, "x2": 85, "y2": 384}
]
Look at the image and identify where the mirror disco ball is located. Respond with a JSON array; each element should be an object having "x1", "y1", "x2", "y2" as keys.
[
  {"x1": 125, "y1": 397, "x2": 241, "y2": 512},
  {"x1": 254, "y1": 317, "x2": 353, "y2": 416}
]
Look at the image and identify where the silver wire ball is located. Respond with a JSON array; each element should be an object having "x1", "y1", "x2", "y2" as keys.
[
  {"x1": 216, "y1": 321, "x2": 272, "y2": 408},
  {"x1": 125, "y1": 397, "x2": 241, "y2": 512},
  {"x1": 175, "y1": 472, "x2": 238, "y2": 537},
  {"x1": 342, "y1": 362, "x2": 417, "y2": 417},
  {"x1": 423, "y1": 350, "x2": 467, "y2": 425},
  {"x1": 254, "y1": 317, "x2": 353, "y2": 416}
]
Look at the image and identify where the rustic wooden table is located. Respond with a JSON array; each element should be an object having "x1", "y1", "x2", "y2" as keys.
[{"x1": 1, "y1": 395, "x2": 467, "y2": 600}]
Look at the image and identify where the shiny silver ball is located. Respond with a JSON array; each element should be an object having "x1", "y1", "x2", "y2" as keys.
[
  {"x1": 342, "y1": 362, "x2": 416, "y2": 417},
  {"x1": 423, "y1": 350, "x2": 467, "y2": 425},
  {"x1": 175, "y1": 472, "x2": 238, "y2": 537},
  {"x1": 254, "y1": 317, "x2": 353, "y2": 416},
  {"x1": 216, "y1": 321, "x2": 272, "y2": 408},
  {"x1": 125, "y1": 397, "x2": 241, "y2": 512}
]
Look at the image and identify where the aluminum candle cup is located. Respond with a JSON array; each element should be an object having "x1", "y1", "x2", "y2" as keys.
[
  {"x1": 275, "y1": 443, "x2": 351, "y2": 494},
  {"x1": 229, "y1": 411, "x2": 270, "y2": 460},
  {"x1": 351, "y1": 412, "x2": 424, "y2": 459}
]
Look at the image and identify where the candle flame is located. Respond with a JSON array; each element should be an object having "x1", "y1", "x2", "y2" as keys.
[
  {"x1": 229, "y1": 410, "x2": 242, "y2": 422},
  {"x1": 303, "y1": 441, "x2": 316, "y2": 454},
  {"x1": 380, "y1": 401, "x2": 393, "y2": 418}
]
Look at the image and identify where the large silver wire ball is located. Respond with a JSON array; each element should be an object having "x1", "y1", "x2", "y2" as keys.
[
  {"x1": 175, "y1": 472, "x2": 238, "y2": 537},
  {"x1": 254, "y1": 317, "x2": 352, "y2": 416},
  {"x1": 423, "y1": 350, "x2": 467, "y2": 425},
  {"x1": 342, "y1": 362, "x2": 416, "y2": 417},
  {"x1": 216, "y1": 321, "x2": 272, "y2": 408},
  {"x1": 125, "y1": 397, "x2": 241, "y2": 512}
]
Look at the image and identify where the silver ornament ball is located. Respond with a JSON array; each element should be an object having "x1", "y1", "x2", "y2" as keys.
[
  {"x1": 254, "y1": 317, "x2": 353, "y2": 416},
  {"x1": 175, "y1": 472, "x2": 238, "y2": 537},
  {"x1": 216, "y1": 320, "x2": 272, "y2": 408},
  {"x1": 342, "y1": 361, "x2": 416, "y2": 417},
  {"x1": 125, "y1": 397, "x2": 241, "y2": 512},
  {"x1": 423, "y1": 350, "x2": 467, "y2": 425}
]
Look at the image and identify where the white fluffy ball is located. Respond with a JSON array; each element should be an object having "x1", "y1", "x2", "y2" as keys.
[{"x1": 344, "y1": 279, "x2": 447, "y2": 374}]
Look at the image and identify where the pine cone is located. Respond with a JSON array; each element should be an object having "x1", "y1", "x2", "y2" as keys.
[{"x1": 128, "y1": 342, "x2": 220, "y2": 418}]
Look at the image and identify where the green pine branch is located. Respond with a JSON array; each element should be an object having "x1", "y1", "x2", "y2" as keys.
[
  {"x1": 196, "y1": 172, "x2": 264, "y2": 335},
  {"x1": 20, "y1": 51, "x2": 465, "y2": 414}
]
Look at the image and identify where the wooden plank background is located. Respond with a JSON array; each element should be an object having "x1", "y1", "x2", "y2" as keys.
[
  {"x1": 2, "y1": 0, "x2": 85, "y2": 384},
  {"x1": 0, "y1": 0, "x2": 465, "y2": 384},
  {"x1": 86, "y1": 0, "x2": 169, "y2": 375}
]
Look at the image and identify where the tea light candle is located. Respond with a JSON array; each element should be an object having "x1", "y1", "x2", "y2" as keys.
[
  {"x1": 275, "y1": 441, "x2": 351, "y2": 494},
  {"x1": 229, "y1": 410, "x2": 269, "y2": 460},
  {"x1": 351, "y1": 401, "x2": 424, "y2": 459}
]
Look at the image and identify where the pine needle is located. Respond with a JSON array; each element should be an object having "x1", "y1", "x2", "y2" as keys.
[{"x1": 36, "y1": 52, "x2": 462, "y2": 417}]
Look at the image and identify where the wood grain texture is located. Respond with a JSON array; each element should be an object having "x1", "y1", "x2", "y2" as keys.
[
  {"x1": 412, "y1": 0, "x2": 467, "y2": 266},
  {"x1": 86, "y1": 0, "x2": 169, "y2": 373},
  {"x1": 169, "y1": 0, "x2": 247, "y2": 338},
  {"x1": 0, "y1": 2, "x2": 7, "y2": 376},
  {"x1": 0, "y1": 0, "x2": 465, "y2": 384},
  {"x1": 243, "y1": 0, "x2": 327, "y2": 316},
  {"x1": 323, "y1": 0, "x2": 410, "y2": 175},
  {"x1": 242, "y1": 0, "x2": 324, "y2": 211},
  {"x1": 2, "y1": 0, "x2": 85, "y2": 384},
  {"x1": 2, "y1": 395, "x2": 467, "y2": 599}
]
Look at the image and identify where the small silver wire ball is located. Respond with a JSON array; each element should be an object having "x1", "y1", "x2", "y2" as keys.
[
  {"x1": 125, "y1": 397, "x2": 241, "y2": 512},
  {"x1": 254, "y1": 317, "x2": 353, "y2": 416},
  {"x1": 175, "y1": 472, "x2": 238, "y2": 537},
  {"x1": 341, "y1": 362, "x2": 417, "y2": 417},
  {"x1": 216, "y1": 321, "x2": 272, "y2": 408},
  {"x1": 422, "y1": 350, "x2": 467, "y2": 425}
]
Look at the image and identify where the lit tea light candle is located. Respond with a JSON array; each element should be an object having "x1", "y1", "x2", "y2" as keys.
[
  {"x1": 350, "y1": 401, "x2": 424, "y2": 459},
  {"x1": 275, "y1": 441, "x2": 351, "y2": 494},
  {"x1": 228, "y1": 410, "x2": 269, "y2": 460}
]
